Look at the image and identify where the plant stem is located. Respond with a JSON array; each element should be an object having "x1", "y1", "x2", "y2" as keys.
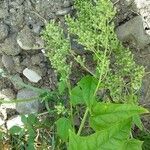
[
  {"x1": 66, "y1": 81, "x2": 74, "y2": 129},
  {"x1": 77, "y1": 108, "x2": 89, "y2": 136}
]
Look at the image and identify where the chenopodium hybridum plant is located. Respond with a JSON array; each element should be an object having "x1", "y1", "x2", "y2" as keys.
[{"x1": 43, "y1": 0, "x2": 148, "y2": 149}]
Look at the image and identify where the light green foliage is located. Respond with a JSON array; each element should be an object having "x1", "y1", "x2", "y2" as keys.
[
  {"x1": 42, "y1": 21, "x2": 71, "y2": 84},
  {"x1": 41, "y1": 0, "x2": 148, "y2": 149},
  {"x1": 66, "y1": 0, "x2": 144, "y2": 102}
]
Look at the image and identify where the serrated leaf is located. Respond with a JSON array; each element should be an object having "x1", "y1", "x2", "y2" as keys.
[
  {"x1": 68, "y1": 119, "x2": 135, "y2": 150},
  {"x1": 56, "y1": 117, "x2": 73, "y2": 141},
  {"x1": 70, "y1": 75, "x2": 98, "y2": 107},
  {"x1": 90, "y1": 103, "x2": 148, "y2": 131}
]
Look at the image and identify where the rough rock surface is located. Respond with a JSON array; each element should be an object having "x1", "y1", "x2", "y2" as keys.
[
  {"x1": 116, "y1": 16, "x2": 150, "y2": 49},
  {"x1": 16, "y1": 89, "x2": 41, "y2": 114},
  {"x1": 0, "y1": 0, "x2": 73, "y2": 115}
]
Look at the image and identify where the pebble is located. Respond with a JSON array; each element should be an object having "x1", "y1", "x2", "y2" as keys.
[
  {"x1": 1, "y1": 36, "x2": 21, "y2": 56},
  {"x1": 31, "y1": 54, "x2": 42, "y2": 65},
  {"x1": 0, "y1": 23, "x2": 8, "y2": 41},
  {"x1": 2, "y1": 55, "x2": 14, "y2": 71},
  {"x1": 23, "y1": 68, "x2": 42, "y2": 83},
  {"x1": 56, "y1": 7, "x2": 72, "y2": 16}
]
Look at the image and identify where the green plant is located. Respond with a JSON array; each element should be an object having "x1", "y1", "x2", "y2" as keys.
[
  {"x1": 0, "y1": 0, "x2": 148, "y2": 149},
  {"x1": 42, "y1": 0, "x2": 149, "y2": 149}
]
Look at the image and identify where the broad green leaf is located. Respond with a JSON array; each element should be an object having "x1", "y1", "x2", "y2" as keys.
[
  {"x1": 68, "y1": 119, "x2": 134, "y2": 150},
  {"x1": 90, "y1": 103, "x2": 148, "y2": 131},
  {"x1": 70, "y1": 75, "x2": 98, "y2": 107},
  {"x1": 56, "y1": 117, "x2": 73, "y2": 141},
  {"x1": 70, "y1": 86, "x2": 84, "y2": 105},
  {"x1": 123, "y1": 139, "x2": 143, "y2": 150}
]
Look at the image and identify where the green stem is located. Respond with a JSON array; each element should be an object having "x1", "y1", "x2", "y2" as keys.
[
  {"x1": 66, "y1": 81, "x2": 74, "y2": 130},
  {"x1": 77, "y1": 108, "x2": 89, "y2": 136}
]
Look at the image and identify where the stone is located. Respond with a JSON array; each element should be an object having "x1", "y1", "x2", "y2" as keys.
[
  {"x1": 31, "y1": 54, "x2": 42, "y2": 65},
  {"x1": 116, "y1": 16, "x2": 150, "y2": 49},
  {"x1": 0, "y1": 35, "x2": 21, "y2": 56},
  {"x1": 63, "y1": 0, "x2": 73, "y2": 8},
  {"x1": 0, "y1": 55, "x2": 4, "y2": 68},
  {"x1": 15, "y1": 65, "x2": 25, "y2": 73},
  {"x1": 21, "y1": 57, "x2": 32, "y2": 67},
  {"x1": 0, "y1": 23, "x2": 8, "y2": 41},
  {"x1": 6, "y1": 115, "x2": 24, "y2": 130},
  {"x1": 30, "y1": 66, "x2": 46, "y2": 77},
  {"x1": 13, "y1": 56, "x2": 21, "y2": 66},
  {"x1": 2, "y1": 55, "x2": 14, "y2": 72},
  {"x1": 23, "y1": 68, "x2": 42, "y2": 83},
  {"x1": 0, "y1": 2, "x2": 9, "y2": 19},
  {"x1": 17, "y1": 26, "x2": 44, "y2": 50},
  {"x1": 11, "y1": 74, "x2": 24, "y2": 90},
  {"x1": 16, "y1": 89, "x2": 41, "y2": 114},
  {"x1": 56, "y1": 7, "x2": 72, "y2": 16}
]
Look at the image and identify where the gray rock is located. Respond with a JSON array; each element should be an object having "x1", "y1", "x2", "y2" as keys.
[
  {"x1": 0, "y1": 35, "x2": 21, "y2": 55},
  {"x1": 4, "y1": 1, "x2": 24, "y2": 28},
  {"x1": 16, "y1": 89, "x2": 41, "y2": 114},
  {"x1": 11, "y1": 74, "x2": 23, "y2": 90},
  {"x1": 0, "y1": 2, "x2": 9, "y2": 19},
  {"x1": 56, "y1": 7, "x2": 72, "y2": 16},
  {"x1": 0, "y1": 23, "x2": 8, "y2": 41},
  {"x1": 15, "y1": 65, "x2": 25, "y2": 73},
  {"x1": 31, "y1": 54, "x2": 42, "y2": 65},
  {"x1": 63, "y1": 0, "x2": 73, "y2": 8},
  {"x1": 17, "y1": 26, "x2": 44, "y2": 50},
  {"x1": 6, "y1": 115, "x2": 23, "y2": 130},
  {"x1": 30, "y1": 66, "x2": 46, "y2": 77},
  {"x1": 0, "y1": 55, "x2": 4, "y2": 68},
  {"x1": 23, "y1": 68, "x2": 42, "y2": 83},
  {"x1": 13, "y1": 56, "x2": 21, "y2": 66},
  {"x1": 2, "y1": 55, "x2": 14, "y2": 72},
  {"x1": 116, "y1": 16, "x2": 150, "y2": 49},
  {"x1": 21, "y1": 57, "x2": 32, "y2": 67}
]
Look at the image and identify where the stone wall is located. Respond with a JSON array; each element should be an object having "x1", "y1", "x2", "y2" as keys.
[{"x1": 0, "y1": 0, "x2": 73, "y2": 121}]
